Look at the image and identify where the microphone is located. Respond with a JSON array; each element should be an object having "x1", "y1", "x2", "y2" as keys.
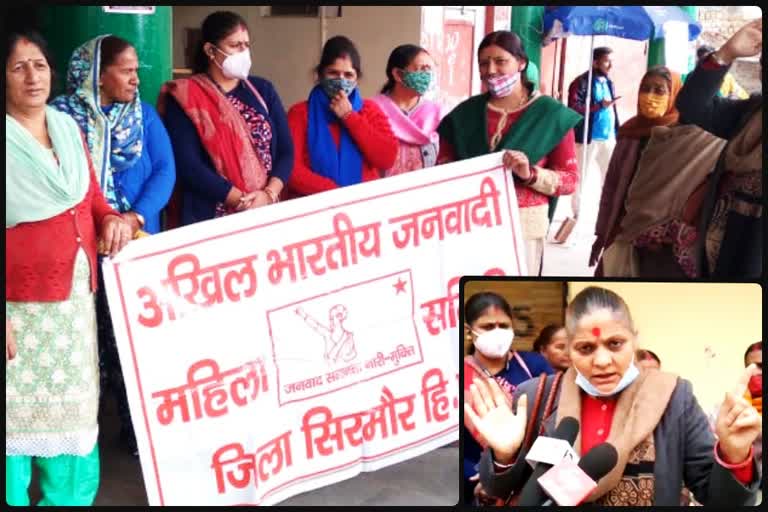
[
  {"x1": 538, "y1": 442, "x2": 619, "y2": 506},
  {"x1": 517, "y1": 417, "x2": 580, "y2": 506}
]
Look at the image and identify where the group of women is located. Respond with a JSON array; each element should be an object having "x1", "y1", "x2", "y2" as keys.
[
  {"x1": 462, "y1": 288, "x2": 761, "y2": 506},
  {"x1": 5, "y1": 8, "x2": 762, "y2": 506},
  {"x1": 590, "y1": 18, "x2": 762, "y2": 279}
]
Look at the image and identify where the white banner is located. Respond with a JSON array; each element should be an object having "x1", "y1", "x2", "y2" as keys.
[{"x1": 102, "y1": 152, "x2": 526, "y2": 505}]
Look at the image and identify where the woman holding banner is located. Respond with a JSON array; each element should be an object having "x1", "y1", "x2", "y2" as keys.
[
  {"x1": 371, "y1": 44, "x2": 442, "y2": 177},
  {"x1": 285, "y1": 35, "x2": 398, "y2": 198},
  {"x1": 6, "y1": 30, "x2": 131, "y2": 505},
  {"x1": 51, "y1": 33, "x2": 177, "y2": 458},
  {"x1": 437, "y1": 31, "x2": 581, "y2": 276},
  {"x1": 466, "y1": 286, "x2": 762, "y2": 506},
  {"x1": 160, "y1": 11, "x2": 294, "y2": 226}
]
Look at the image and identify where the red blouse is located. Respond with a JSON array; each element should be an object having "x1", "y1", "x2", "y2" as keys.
[
  {"x1": 438, "y1": 106, "x2": 578, "y2": 208},
  {"x1": 284, "y1": 100, "x2": 398, "y2": 198},
  {"x1": 6, "y1": 139, "x2": 119, "y2": 302}
]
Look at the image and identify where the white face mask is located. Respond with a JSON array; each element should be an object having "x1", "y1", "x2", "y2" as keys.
[
  {"x1": 472, "y1": 327, "x2": 515, "y2": 359},
  {"x1": 214, "y1": 46, "x2": 252, "y2": 81}
]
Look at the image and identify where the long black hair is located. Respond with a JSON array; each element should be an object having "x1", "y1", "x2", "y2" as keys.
[
  {"x1": 381, "y1": 44, "x2": 428, "y2": 94},
  {"x1": 478, "y1": 30, "x2": 534, "y2": 94},
  {"x1": 464, "y1": 292, "x2": 515, "y2": 355},
  {"x1": 5, "y1": 29, "x2": 56, "y2": 101},
  {"x1": 193, "y1": 11, "x2": 248, "y2": 74}
]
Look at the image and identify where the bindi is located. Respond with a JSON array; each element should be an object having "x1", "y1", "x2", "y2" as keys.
[{"x1": 592, "y1": 327, "x2": 601, "y2": 338}]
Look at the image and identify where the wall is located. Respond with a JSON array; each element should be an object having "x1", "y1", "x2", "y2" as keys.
[
  {"x1": 173, "y1": 6, "x2": 422, "y2": 107},
  {"x1": 463, "y1": 281, "x2": 567, "y2": 354},
  {"x1": 568, "y1": 282, "x2": 762, "y2": 413}
]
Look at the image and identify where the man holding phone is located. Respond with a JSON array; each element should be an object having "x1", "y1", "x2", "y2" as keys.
[{"x1": 567, "y1": 47, "x2": 621, "y2": 220}]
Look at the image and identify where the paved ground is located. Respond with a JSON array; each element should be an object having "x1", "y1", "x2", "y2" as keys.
[{"x1": 27, "y1": 397, "x2": 459, "y2": 506}]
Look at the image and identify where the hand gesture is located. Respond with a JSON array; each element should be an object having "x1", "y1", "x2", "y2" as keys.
[
  {"x1": 503, "y1": 150, "x2": 532, "y2": 181},
  {"x1": 719, "y1": 19, "x2": 762, "y2": 63},
  {"x1": 329, "y1": 91, "x2": 354, "y2": 120},
  {"x1": 6, "y1": 319, "x2": 16, "y2": 362},
  {"x1": 237, "y1": 191, "x2": 271, "y2": 211},
  {"x1": 715, "y1": 364, "x2": 762, "y2": 464},
  {"x1": 99, "y1": 214, "x2": 133, "y2": 257},
  {"x1": 464, "y1": 377, "x2": 528, "y2": 464}
]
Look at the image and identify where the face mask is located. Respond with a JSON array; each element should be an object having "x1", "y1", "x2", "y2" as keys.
[
  {"x1": 575, "y1": 359, "x2": 640, "y2": 397},
  {"x1": 486, "y1": 72, "x2": 520, "y2": 98},
  {"x1": 401, "y1": 70, "x2": 433, "y2": 95},
  {"x1": 748, "y1": 373, "x2": 762, "y2": 396},
  {"x1": 214, "y1": 46, "x2": 251, "y2": 81},
  {"x1": 638, "y1": 92, "x2": 669, "y2": 119},
  {"x1": 471, "y1": 327, "x2": 515, "y2": 359},
  {"x1": 320, "y1": 77, "x2": 357, "y2": 99}
]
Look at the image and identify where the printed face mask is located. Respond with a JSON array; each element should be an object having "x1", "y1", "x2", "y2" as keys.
[
  {"x1": 401, "y1": 70, "x2": 434, "y2": 95},
  {"x1": 214, "y1": 46, "x2": 252, "y2": 81},
  {"x1": 638, "y1": 92, "x2": 669, "y2": 119},
  {"x1": 472, "y1": 327, "x2": 515, "y2": 359},
  {"x1": 320, "y1": 77, "x2": 357, "y2": 98},
  {"x1": 486, "y1": 72, "x2": 520, "y2": 98}
]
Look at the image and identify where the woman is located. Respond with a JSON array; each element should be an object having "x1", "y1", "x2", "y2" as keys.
[
  {"x1": 467, "y1": 286, "x2": 761, "y2": 506},
  {"x1": 636, "y1": 349, "x2": 661, "y2": 370},
  {"x1": 533, "y1": 324, "x2": 570, "y2": 372},
  {"x1": 462, "y1": 292, "x2": 553, "y2": 504},
  {"x1": 160, "y1": 10, "x2": 293, "y2": 226},
  {"x1": 51, "y1": 34, "x2": 177, "y2": 457},
  {"x1": 590, "y1": 67, "x2": 714, "y2": 278},
  {"x1": 676, "y1": 19, "x2": 762, "y2": 278},
  {"x1": 6, "y1": 30, "x2": 131, "y2": 505},
  {"x1": 370, "y1": 44, "x2": 442, "y2": 177},
  {"x1": 285, "y1": 35, "x2": 398, "y2": 198},
  {"x1": 437, "y1": 31, "x2": 581, "y2": 276}
]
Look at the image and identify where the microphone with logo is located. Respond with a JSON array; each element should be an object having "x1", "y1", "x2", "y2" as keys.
[
  {"x1": 536, "y1": 442, "x2": 619, "y2": 506},
  {"x1": 516, "y1": 416, "x2": 580, "y2": 506}
]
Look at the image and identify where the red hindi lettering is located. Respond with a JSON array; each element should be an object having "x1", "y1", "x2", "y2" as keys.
[
  {"x1": 301, "y1": 406, "x2": 343, "y2": 459},
  {"x1": 211, "y1": 443, "x2": 256, "y2": 494},
  {"x1": 421, "y1": 368, "x2": 451, "y2": 423},
  {"x1": 469, "y1": 177, "x2": 502, "y2": 228},
  {"x1": 152, "y1": 385, "x2": 191, "y2": 425},
  {"x1": 137, "y1": 286, "x2": 165, "y2": 328},
  {"x1": 256, "y1": 430, "x2": 293, "y2": 483}
]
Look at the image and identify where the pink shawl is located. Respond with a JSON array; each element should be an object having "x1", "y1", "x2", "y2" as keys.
[{"x1": 371, "y1": 94, "x2": 441, "y2": 146}]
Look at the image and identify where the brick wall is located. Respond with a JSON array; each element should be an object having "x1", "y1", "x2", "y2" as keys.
[{"x1": 697, "y1": 6, "x2": 762, "y2": 94}]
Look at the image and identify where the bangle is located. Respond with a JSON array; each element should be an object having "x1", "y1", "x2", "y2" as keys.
[
  {"x1": 524, "y1": 166, "x2": 538, "y2": 186},
  {"x1": 493, "y1": 458, "x2": 515, "y2": 469},
  {"x1": 264, "y1": 188, "x2": 280, "y2": 204},
  {"x1": 713, "y1": 441, "x2": 753, "y2": 469}
]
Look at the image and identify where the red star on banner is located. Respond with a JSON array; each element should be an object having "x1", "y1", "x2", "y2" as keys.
[{"x1": 393, "y1": 277, "x2": 407, "y2": 294}]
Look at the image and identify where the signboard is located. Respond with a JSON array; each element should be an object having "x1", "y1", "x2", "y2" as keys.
[{"x1": 103, "y1": 153, "x2": 526, "y2": 505}]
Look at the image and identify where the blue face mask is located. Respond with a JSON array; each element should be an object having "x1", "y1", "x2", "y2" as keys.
[
  {"x1": 575, "y1": 359, "x2": 640, "y2": 397},
  {"x1": 320, "y1": 77, "x2": 357, "y2": 98}
]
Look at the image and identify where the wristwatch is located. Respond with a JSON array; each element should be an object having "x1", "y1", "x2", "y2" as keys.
[{"x1": 709, "y1": 50, "x2": 730, "y2": 67}]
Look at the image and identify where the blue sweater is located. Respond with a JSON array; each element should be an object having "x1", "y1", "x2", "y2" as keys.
[
  {"x1": 108, "y1": 102, "x2": 176, "y2": 234},
  {"x1": 162, "y1": 76, "x2": 294, "y2": 226}
]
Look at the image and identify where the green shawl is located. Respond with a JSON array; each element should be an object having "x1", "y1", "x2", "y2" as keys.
[{"x1": 438, "y1": 93, "x2": 582, "y2": 221}]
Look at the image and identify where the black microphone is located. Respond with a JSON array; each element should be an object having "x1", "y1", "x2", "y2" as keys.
[
  {"x1": 517, "y1": 416, "x2": 580, "y2": 506},
  {"x1": 539, "y1": 442, "x2": 619, "y2": 506}
]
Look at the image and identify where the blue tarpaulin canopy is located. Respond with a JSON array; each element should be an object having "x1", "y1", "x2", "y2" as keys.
[{"x1": 543, "y1": 5, "x2": 701, "y2": 44}]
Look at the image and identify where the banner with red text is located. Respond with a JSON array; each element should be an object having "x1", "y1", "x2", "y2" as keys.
[{"x1": 102, "y1": 152, "x2": 526, "y2": 505}]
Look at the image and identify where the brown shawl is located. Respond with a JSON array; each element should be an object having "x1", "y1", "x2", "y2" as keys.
[
  {"x1": 724, "y1": 106, "x2": 762, "y2": 174},
  {"x1": 555, "y1": 367, "x2": 678, "y2": 503}
]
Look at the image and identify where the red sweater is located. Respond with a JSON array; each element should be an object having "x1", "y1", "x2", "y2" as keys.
[
  {"x1": 6, "y1": 141, "x2": 119, "y2": 302},
  {"x1": 284, "y1": 99, "x2": 398, "y2": 198}
]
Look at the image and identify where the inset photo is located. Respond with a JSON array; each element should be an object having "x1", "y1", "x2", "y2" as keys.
[{"x1": 461, "y1": 279, "x2": 762, "y2": 507}]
